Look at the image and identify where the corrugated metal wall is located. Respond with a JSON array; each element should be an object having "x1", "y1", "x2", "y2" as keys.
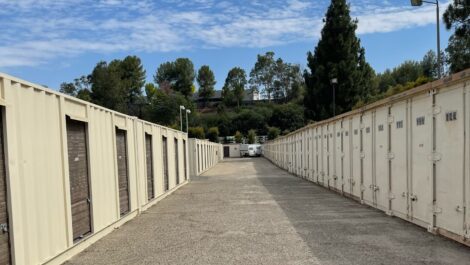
[
  {"x1": 0, "y1": 73, "x2": 199, "y2": 264},
  {"x1": 263, "y1": 69, "x2": 470, "y2": 247},
  {"x1": 188, "y1": 139, "x2": 223, "y2": 177}
]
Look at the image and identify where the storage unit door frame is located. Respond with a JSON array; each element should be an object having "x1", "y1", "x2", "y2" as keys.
[
  {"x1": 183, "y1": 140, "x2": 187, "y2": 180},
  {"x1": 351, "y1": 115, "x2": 361, "y2": 198},
  {"x1": 115, "y1": 128, "x2": 130, "y2": 216},
  {"x1": 145, "y1": 134, "x2": 154, "y2": 201},
  {"x1": 343, "y1": 118, "x2": 352, "y2": 195},
  {"x1": 362, "y1": 111, "x2": 374, "y2": 205},
  {"x1": 375, "y1": 107, "x2": 389, "y2": 211},
  {"x1": 223, "y1": 146, "x2": 230, "y2": 158},
  {"x1": 174, "y1": 138, "x2": 179, "y2": 185},
  {"x1": 162, "y1": 136, "x2": 169, "y2": 191},
  {"x1": 435, "y1": 86, "x2": 466, "y2": 236},
  {"x1": 390, "y1": 102, "x2": 409, "y2": 218},
  {"x1": 410, "y1": 94, "x2": 433, "y2": 226},
  {"x1": 66, "y1": 117, "x2": 92, "y2": 242},
  {"x1": 334, "y1": 120, "x2": 342, "y2": 191},
  {"x1": 0, "y1": 111, "x2": 11, "y2": 264}
]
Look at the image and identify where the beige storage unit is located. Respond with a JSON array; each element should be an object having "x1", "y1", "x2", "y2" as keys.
[
  {"x1": 351, "y1": 114, "x2": 362, "y2": 199},
  {"x1": 343, "y1": 118, "x2": 352, "y2": 196},
  {"x1": 334, "y1": 120, "x2": 342, "y2": 192},
  {"x1": 0, "y1": 73, "x2": 194, "y2": 264},
  {"x1": 188, "y1": 139, "x2": 223, "y2": 177},
  {"x1": 374, "y1": 106, "x2": 389, "y2": 212},
  {"x1": 222, "y1": 144, "x2": 241, "y2": 158},
  {"x1": 263, "y1": 69, "x2": 470, "y2": 247},
  {"x1": 390, "y1": 101, "x2": 409, "y2": 218}
]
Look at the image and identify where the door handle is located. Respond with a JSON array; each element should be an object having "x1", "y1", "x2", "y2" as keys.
[{"x1": 0, "y1": 223, "x2": 8, "y2": 233}]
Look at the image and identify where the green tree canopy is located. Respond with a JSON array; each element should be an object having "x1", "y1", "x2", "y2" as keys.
[
  {"x1": 247, "y1": 129, "x2": 257, "y2": 144},
  {"x1": 443, "y1": 0, "x2": 470, "y2": 38},
  {"x1": 267, "y1": 127, "x2": 280, "y2": 140},
  {"x1": 90, "y1": 60, "x2": 125, "y2": 112},
  {"x1": 222, "y1": 67, "x2": 247, "y2": 107},
  {"x1": 446, "y1": 34, "x2": 470, "y2": 74},
  {"x1": 197, "y1": 65, "x2": 216, "y2": 106},
  {"x1": 304, "y1": 0, "x2": 376, "y2": 121},
  {"x1": 443, "y1": 0, "x2": 470, "y2": 73},
  {"x1": 142, "y1": 88, "x2": 190, "y2": 126},
  {"x1": 234, "y1": 131, "x2": 243, "y2": 143},
  {"x1": 89, "y1": 56, "x2": 145, "y2": 115},
  {"x1": 269, "y1": 103, "x2": 304, "y2": 133},
  {"x1": 59, "y1": 75, "x2": 92, "y2": 101},
  {"x1": 207, "y1": 127, "x2": 220, "y2": 143},
  {"x1": 249, "y1": 52, "x2": 276, "y2": 100},
  {"x1": 420, "y1": 50, "x2": 439, "y2": 79},
  {"x1": 273, "y1": 60, "x2": 305, "y2": 102},
  {"x1": 188, "y1": 127, "x2": 205, "y2": 139},
  {"x1": 155, "y1": 58, "x2": 195, "y2": 98}
]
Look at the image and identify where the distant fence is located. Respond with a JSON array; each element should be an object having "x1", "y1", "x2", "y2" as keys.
[
  {"x1": 264, "y1": 69, "x2": 470, "y2": 247},
  {"x1": 188, "y1": 139, "x2": 223, "y2": 177},
  {"x1": 0, "y1": 73, "x2": 222, "y2": 264}
]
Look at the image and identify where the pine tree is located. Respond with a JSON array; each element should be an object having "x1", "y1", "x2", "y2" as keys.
[
  {"x1": 197, "y1": 65, "x2": 216, "y2": 107},
  {"x1": 443, "y1": 0, "x2": 470, "y2": 73},
  {"x1": 304, "y1": 0, "x2": 376, "y2": 120}
]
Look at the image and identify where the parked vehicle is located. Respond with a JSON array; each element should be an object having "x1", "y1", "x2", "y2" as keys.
[
  {"x1": 240, "y1": 144, "x2": 249, "y2": 157},
  {"x1": 240, "y1": 144, "x2": 261, "y2": 157},
  {"x1": 255, "y1": 145, "x2": 262, "y2": 156}
]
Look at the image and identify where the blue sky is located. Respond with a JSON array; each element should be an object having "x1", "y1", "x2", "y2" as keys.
[{"x1": 0, "y1": 0, "x2": 452, "y2": 90}]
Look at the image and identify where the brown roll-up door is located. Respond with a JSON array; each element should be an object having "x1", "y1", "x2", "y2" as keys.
[
  {"x1": 162, "y1": 136, "x2": 168, "y2": 191},
  {"x1": 115, "y1": 129, "x2": 129, "y2": 216},
  {"x1": 0, "y1": 113, "x2": 11, "y2": 264},
  {"x1": 174, "y1": 138, "x2": 179, "y2": 185},
  {"x1": 145, "y1": 134, "x2": 154, "y2": 201},
  {"x1": 66, "y1": 117, "x2": 92, "y2": 242},
  {"x1": 183, "y1": 140, "x2": 187, "y2": 180},
  {"x1": 223, "y1": 146, "x2": 229, "y2": 158}
]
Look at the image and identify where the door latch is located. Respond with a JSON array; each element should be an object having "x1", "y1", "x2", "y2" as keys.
[
  {"x1": 0, "y1": 223, "x2": 8, "y2": 233},
  {"x1": 456, "y1": 205, "x2": 464, "y2": 212},
  {"x1": 410, "y1": 194, "x2": 418, "y2": 202}
]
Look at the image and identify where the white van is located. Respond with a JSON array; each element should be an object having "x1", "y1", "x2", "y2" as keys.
[{"x1": 240, "y1": 144, "x2": 261, "y2": 157}]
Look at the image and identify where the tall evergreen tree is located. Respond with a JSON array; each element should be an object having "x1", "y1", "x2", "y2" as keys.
[
  {"x1": 249, "y1": 52, "x2": 276, "y2": 101},
  {"x1": 222, "y1": 67, "x2": 247, "y2": 107},
  {"x1": 197, "y1": 65, "x2": 216, "y2": 107},
  {"x1": 89, "y1": 56, "x2": 145, "y2": 115},
  {"x1": 443, "y1": 0, "x2": 470, "y2": 73},
  {"x1": 154, "y1": 58, "x2": 195, "y2": 98},
  {"x1": 304, "y1": 0, "x2": 375, "y2": 120}
]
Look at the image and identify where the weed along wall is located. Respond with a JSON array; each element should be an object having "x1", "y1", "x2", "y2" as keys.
[
  {"x1": 188, "y1": 139, "x2": 223, "y2": 177},
  {"x1": 0, "y1": 73, "x2": 195, "y2": 264},
  {"x1": 264, "y1": 69, "x2": 470, "y2": 247}
]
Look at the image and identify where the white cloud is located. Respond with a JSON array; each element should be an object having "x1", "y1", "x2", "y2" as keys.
[{"x1": 0, "y1": 0, "x2": 449, "y2": 67}]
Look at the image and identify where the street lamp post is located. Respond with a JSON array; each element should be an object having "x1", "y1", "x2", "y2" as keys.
[
  {"x1": 186, "y1": 109, "x2": 191, "y2": 133},
  {"x1": 411, "y1": 0, "x2": 441, "y2": 79},
  {"x1": 179, "y1": 105, "x2": 185, "y2": 131},
  {"x1": 331, "y1": 78, "x2": 338, "y2": 117}
]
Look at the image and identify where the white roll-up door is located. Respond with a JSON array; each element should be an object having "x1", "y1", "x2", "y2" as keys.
[
  {"x1": 435, "y1": 86, "x2": 465, "y2": 236},
  {"x1": 351, "y1": 115, "x2": 361, "y2": 198},
  {"x1": 362, "y1": 111, "x2": 374, "y2": 205},
  {"x1": 390, "y1": 101, "x2": 409, "y2": 218},
  {"x1": 375, "y1": 107, "x2": 389, "y2": 211}
]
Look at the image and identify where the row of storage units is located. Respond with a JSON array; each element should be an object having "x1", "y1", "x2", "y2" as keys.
[
  {"x1": 263, "y1": 69, "x2": 470, "y2": 247},
  {"x1": 188, "y1": 139, "x2": 223, "y2": 177},
  {"x1": 0, "y1": 73, "x2": 217, "y2": 264}
]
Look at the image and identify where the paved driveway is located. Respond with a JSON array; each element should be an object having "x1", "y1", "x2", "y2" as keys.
[{"x1": 65, "y1": 158, "x2": 470, "y2": 265}]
